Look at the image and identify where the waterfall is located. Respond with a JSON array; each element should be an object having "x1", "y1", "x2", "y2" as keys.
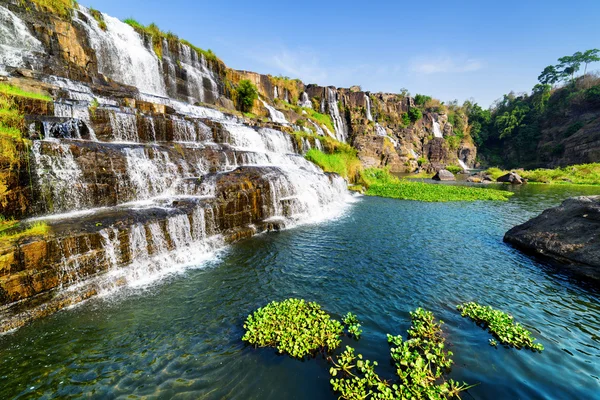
[
  {"x1": 76, "y1": 6, "x2": 167, "y2": 96},
  {"x1": 432, "y1": 117, "x2": 443, "y2": 138},
  {"x1": 458, "y1": 159, "x2": 469, "y2": 171},
  {"x1": 365, "y1": 94, "x2": 373, "y2": 121},
  {"x1": 123, "y1": 147, "x2": 180, "y2": 199},
  {"x1": 410, "y1": 149, "x2": 419, "y2": 159},
  {"x1": 110, "y1": 111, "x2": 139, "y2": 142},
  {"x1": 273, "y1": 86, "x2": 279, "y2": 99},
  {"x1": 31, "y1": 141, "x2": 86, "y2": 213},
  {"x1": 375, "y1": 123, "x2": 387, "y2": 137},
  {"x1": 54, "y1": 101, "x2": 97, "y2": 140},
  {"x1": 0, "y1": 5, "x2": 44, "y2": 74},
  {"x1": 261, "y1": 100, "x2": 289, "y2": 124},
  {"x1": 298, "y1": 92, "x2": 312, "y2": 109},
  {"x1": 326, "y1": 88, "x2": 348, "y2": 142}
]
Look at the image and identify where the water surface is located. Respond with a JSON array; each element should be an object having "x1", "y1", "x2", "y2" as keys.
[{"x1": 1, "y1": 184, "x2": 599, "y2": 399}]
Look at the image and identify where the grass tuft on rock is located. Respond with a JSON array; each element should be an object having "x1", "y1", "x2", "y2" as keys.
[
  {"x1": 21, "y1": 0, "x2": 77, "y2": 18},
  {"x1": 242, "y1": 298, "x2": 344, "y2": 359},
  {"x1": 0, "y1": 222, "x2": 50, "y2": 245},
  {"x1": 457, "y1": 302, "x2": 544, "y2": 352},
  {"x1": 330, "y1": 308, "x2": 471, "y2": 399},
  {"x1": 0, "y1": 83, "x2": 52, "y2": 102},
  {"x1": 361, "y1": 168, "x2": 513, "y2": 202}
]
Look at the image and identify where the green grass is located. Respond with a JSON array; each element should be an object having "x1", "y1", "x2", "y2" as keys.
[
  {"x1": 0, "y1": 83, "x2": 52, "y2": 102},
  {"x1": 305, "y1": 109, "x2": 335, "y2": 134},
  {"x1": 361, "y1": 168, "x2": 514, "y2": 202},
  {"x1": 305, "y1": 149, "x2": 362, "y2": 181},
  {"x1": 21, "y1": 0, "x2": 77, "y2": 18},
  {"x1": 123, "y1": 19, "x2": 220, "y2": 63},
  {"x1": 486, "y1": 163, "x2": 600, "y2": 185}
]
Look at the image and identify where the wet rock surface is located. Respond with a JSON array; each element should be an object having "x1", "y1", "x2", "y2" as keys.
[
  {"x1": 432, "y1": 169, "x2": 456, "y2": 181},
  {"x1": 504, "y1": 196, "x2": 600, "y2": 281}
]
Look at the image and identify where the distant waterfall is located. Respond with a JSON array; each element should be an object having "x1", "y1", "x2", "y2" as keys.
[
  {"x1": 298, "y1": 92, "x2": 312, "y2": 109},
  {"x1": 458, "y1": 159, "x2": 469, "y2": 171},
  {"x1": 365, "y1": 94, "x2": 373, "y2": 121},
  {"x1": 76, "y1": 6, "x2": 167, "y2": 96},
  {"x1": 261, "y1": 100, "x2": 289, "y2": 124},
  {"x1": 0, "y1": 5, "x2": 44, "y2": 74},
  {"x1": 432, "y1": 117, "x2": 444, "y2": 138},
  {"x1": 326, "y1": 88, "x2": 348, "y2": 142}
]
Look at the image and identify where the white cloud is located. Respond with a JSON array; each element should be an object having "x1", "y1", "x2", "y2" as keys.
[{"x1": 409, "y1": 55, "x2": 484, "y2": 75}]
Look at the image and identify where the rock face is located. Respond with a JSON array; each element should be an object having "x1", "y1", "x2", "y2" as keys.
[
  {"x1": 432, "y1": 169, "x2": 456, "y2": 181},
  {"x1": 497, "y1": 172, "x2": 526, "y2": 184},
  {"x1": 504, "y1": 196, "x2": 600, "y2": 281}
]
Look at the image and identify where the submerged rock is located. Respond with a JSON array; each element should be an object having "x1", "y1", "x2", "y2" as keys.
[
  {"x1": 432, "y1": 169, "x2": 456, "y2": 181},
  {"x1": 504, "y1": 196, "x2": 600, "y2": 281},
  {"x1": 497, "y1": 172, "x2": 526, "y2": 184}
]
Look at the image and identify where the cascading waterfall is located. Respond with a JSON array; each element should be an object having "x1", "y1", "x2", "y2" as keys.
[
  {"x1": 365, "y1": 94, "x2": 373, "y2": 121},
  {"x1": 76, "y1": 6, "x2": 167, "y2": 96},
  {"x1": 0, "y1": 5, "x2": 44, "y2": 74},
  {"x1": 326, "y1": 88, "x2": 348, "y2": 142},
  {"x1": 410, "y1": 149, "x2": 419, "y2": 160},
  {"x1": 261, "y1": 100, "x2": 289, "y2": 124},
  {"x1": 110, "y1": 111, "x2": 139, "y2": 142},
  {"x1": 458, "y1": 159, "x2": 469, "y2": 171},
  {"x1": 375, "y1": 123, "x2": 398, "y2": 147},
  {"x1": 298, "y1": 92, "x2": 312, "y2": 109},
  {"x1": 432, "y1": 117, "x2": 444, "y2": 138}
]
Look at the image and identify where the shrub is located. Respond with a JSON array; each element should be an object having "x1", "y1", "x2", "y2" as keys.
[
  {"x1": 236, "y1": 80, "x2": 258, "y2": 113},
  {"x1": 408, "y1": 107, "x2": 423, "y2": 123},
  {"x1": 564, "y1": 121, "x2": 584, "y2": 137},
  {"x1": 446, "y1": 165, "x2": 463, "y2": 174},
  {"x1": 457, "y1": 302, "x2": 544, "y2": 352},
  {"x1": 414, "y1": 94, "x2": 432, "y2": 106}
]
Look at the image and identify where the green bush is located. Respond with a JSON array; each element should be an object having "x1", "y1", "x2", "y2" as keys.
[
  {"x1": 457, "y1": 302, "x2": 544, "y2": 352},
  {"x1": 408, "y1": 107, "x2": 423, "y2": 123},
  {"x1": 236, "y1": 80, "x2": 258, "y2": 113},
  {"x1": 414, "y1": 94, "x2": 432, "y2": 106},
  {"x1": 446, "y1": 165, "x2": 463, "y2": 174}
]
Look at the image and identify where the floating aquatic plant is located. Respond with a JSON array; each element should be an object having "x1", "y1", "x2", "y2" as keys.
[
  {"x1": 330, "y1": 308, "x2": 471, "y2": 399},
  {"x1": 457, "y1": 302, "x2": 544, "y2": 352},
  {"x1": 242, "y1": 298, "x2": 344, "y2": 359},
  {"x1": 342, "y1": 312, "x2": 362, "y2": 339}
]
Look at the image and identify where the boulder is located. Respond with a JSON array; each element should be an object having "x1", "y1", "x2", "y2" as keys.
[
  {"x1": 432, "y1": 169, "x2": 455, "y2": 181},
  {"x1": 504, "y1": 196, "x2": 600, "y2": 281},
  {"x1": 497, "y1": 172, "x2": 526, "y2": 184}
]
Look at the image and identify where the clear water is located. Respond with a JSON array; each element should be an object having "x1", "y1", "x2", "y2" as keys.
[{"x1": 1, "y1": 184, "x2": 599, "y2": 399}]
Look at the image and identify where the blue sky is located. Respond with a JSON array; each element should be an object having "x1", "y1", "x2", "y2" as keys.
[{"x1": 82, "y1": 0, "x2": 600, "y2": 107}]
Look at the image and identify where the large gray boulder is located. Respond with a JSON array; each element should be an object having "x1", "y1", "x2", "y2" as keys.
[
  {"x1": 504, "y1": 196, "x2": 600, "y2": 281},
  {"x1": 432, "y1": 169, "x2": 455, "y2": 181},
  {"x1": 497, "y1": 172, "x2": 526, "y2": 184}
]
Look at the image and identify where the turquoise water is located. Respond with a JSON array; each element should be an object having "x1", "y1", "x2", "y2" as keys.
[{"x1": 1, "y1": 184, "x2": 599, "y2": 399}]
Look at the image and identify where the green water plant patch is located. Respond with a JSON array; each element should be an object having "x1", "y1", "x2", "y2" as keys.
[
  {"x1": 242, "y1": 298, "x2": 345, "y2": 358},
  {"x1": 329, "y1": 308, "x2": 471, "y2": 399},
  {"x1": 457, "y1": 302, "x2": 544, "y2": 352}
]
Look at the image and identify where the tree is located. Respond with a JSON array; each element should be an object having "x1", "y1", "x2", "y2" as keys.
[
  {"x1": 531, "y1": 84, "x2": 552, "y2": 112},
  {"x1": 237, "y1": 79, "x2": 258, "y2": 112},
  {"x1": 581, "y1": 49, "x2": 600, "y2": 76},
  {"x1": 558, "y1": 52, "x2": 582, "y2": 83},
  {"x1": 538, "y1": 65, "x2": 560, "y2": 85},
  {"x1": 407, "y1": 107, "x2": 422, "y2": 123}
]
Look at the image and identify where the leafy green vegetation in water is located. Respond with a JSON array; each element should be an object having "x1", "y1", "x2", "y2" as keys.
[
  {"x1": 330, "y1": 308, "x2": 471, "y2": 400},
  {"x1": 486, "y1": 164, "x2": 600, "y2": 185},
  {"x1": 361, "y1": 168, "x2": 513, "y2": 202},
  {"x1": 242, "y1": 298, "x2": 344, "y2": 359},
  {"x1": 342, "y1": 312, "x2": 362, "y2": 339},
  {"x1": 457, "y1": 302, "x2": 544, "y2": 352}
]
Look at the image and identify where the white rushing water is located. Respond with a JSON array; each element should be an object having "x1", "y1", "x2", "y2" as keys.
[
  {"x1": 365, "y1": 94, "x2": 373, "y2": 121},
  {"x1": 326, "y1": 88, "x2": 348, "y2": 142},
  {"x1": 0, "y1": 5, "x2": 44, "y2": 74},
  {"x1": 323, "y1": 89, "x2": 347, "y2": 141},
  {"x1": 261, "y1": 100, "x2": 289, "y2": 124},
  {"x1": 76, "y1": 6, "x2": 167, "y2": 96},
  {"x1": 298, "y1": 92, "x2": 312, "y2": 109},
  {"x1": 432, "y1": 118, "x2": 444, "y2": 138},
  {"x1": 458, "y1": 159, "x2": 469, "y2": 171}
]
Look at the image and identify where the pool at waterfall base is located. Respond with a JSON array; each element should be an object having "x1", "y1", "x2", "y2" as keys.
[{"x1": 1, "y1": 184, "x2": 599, "y2": 399}]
